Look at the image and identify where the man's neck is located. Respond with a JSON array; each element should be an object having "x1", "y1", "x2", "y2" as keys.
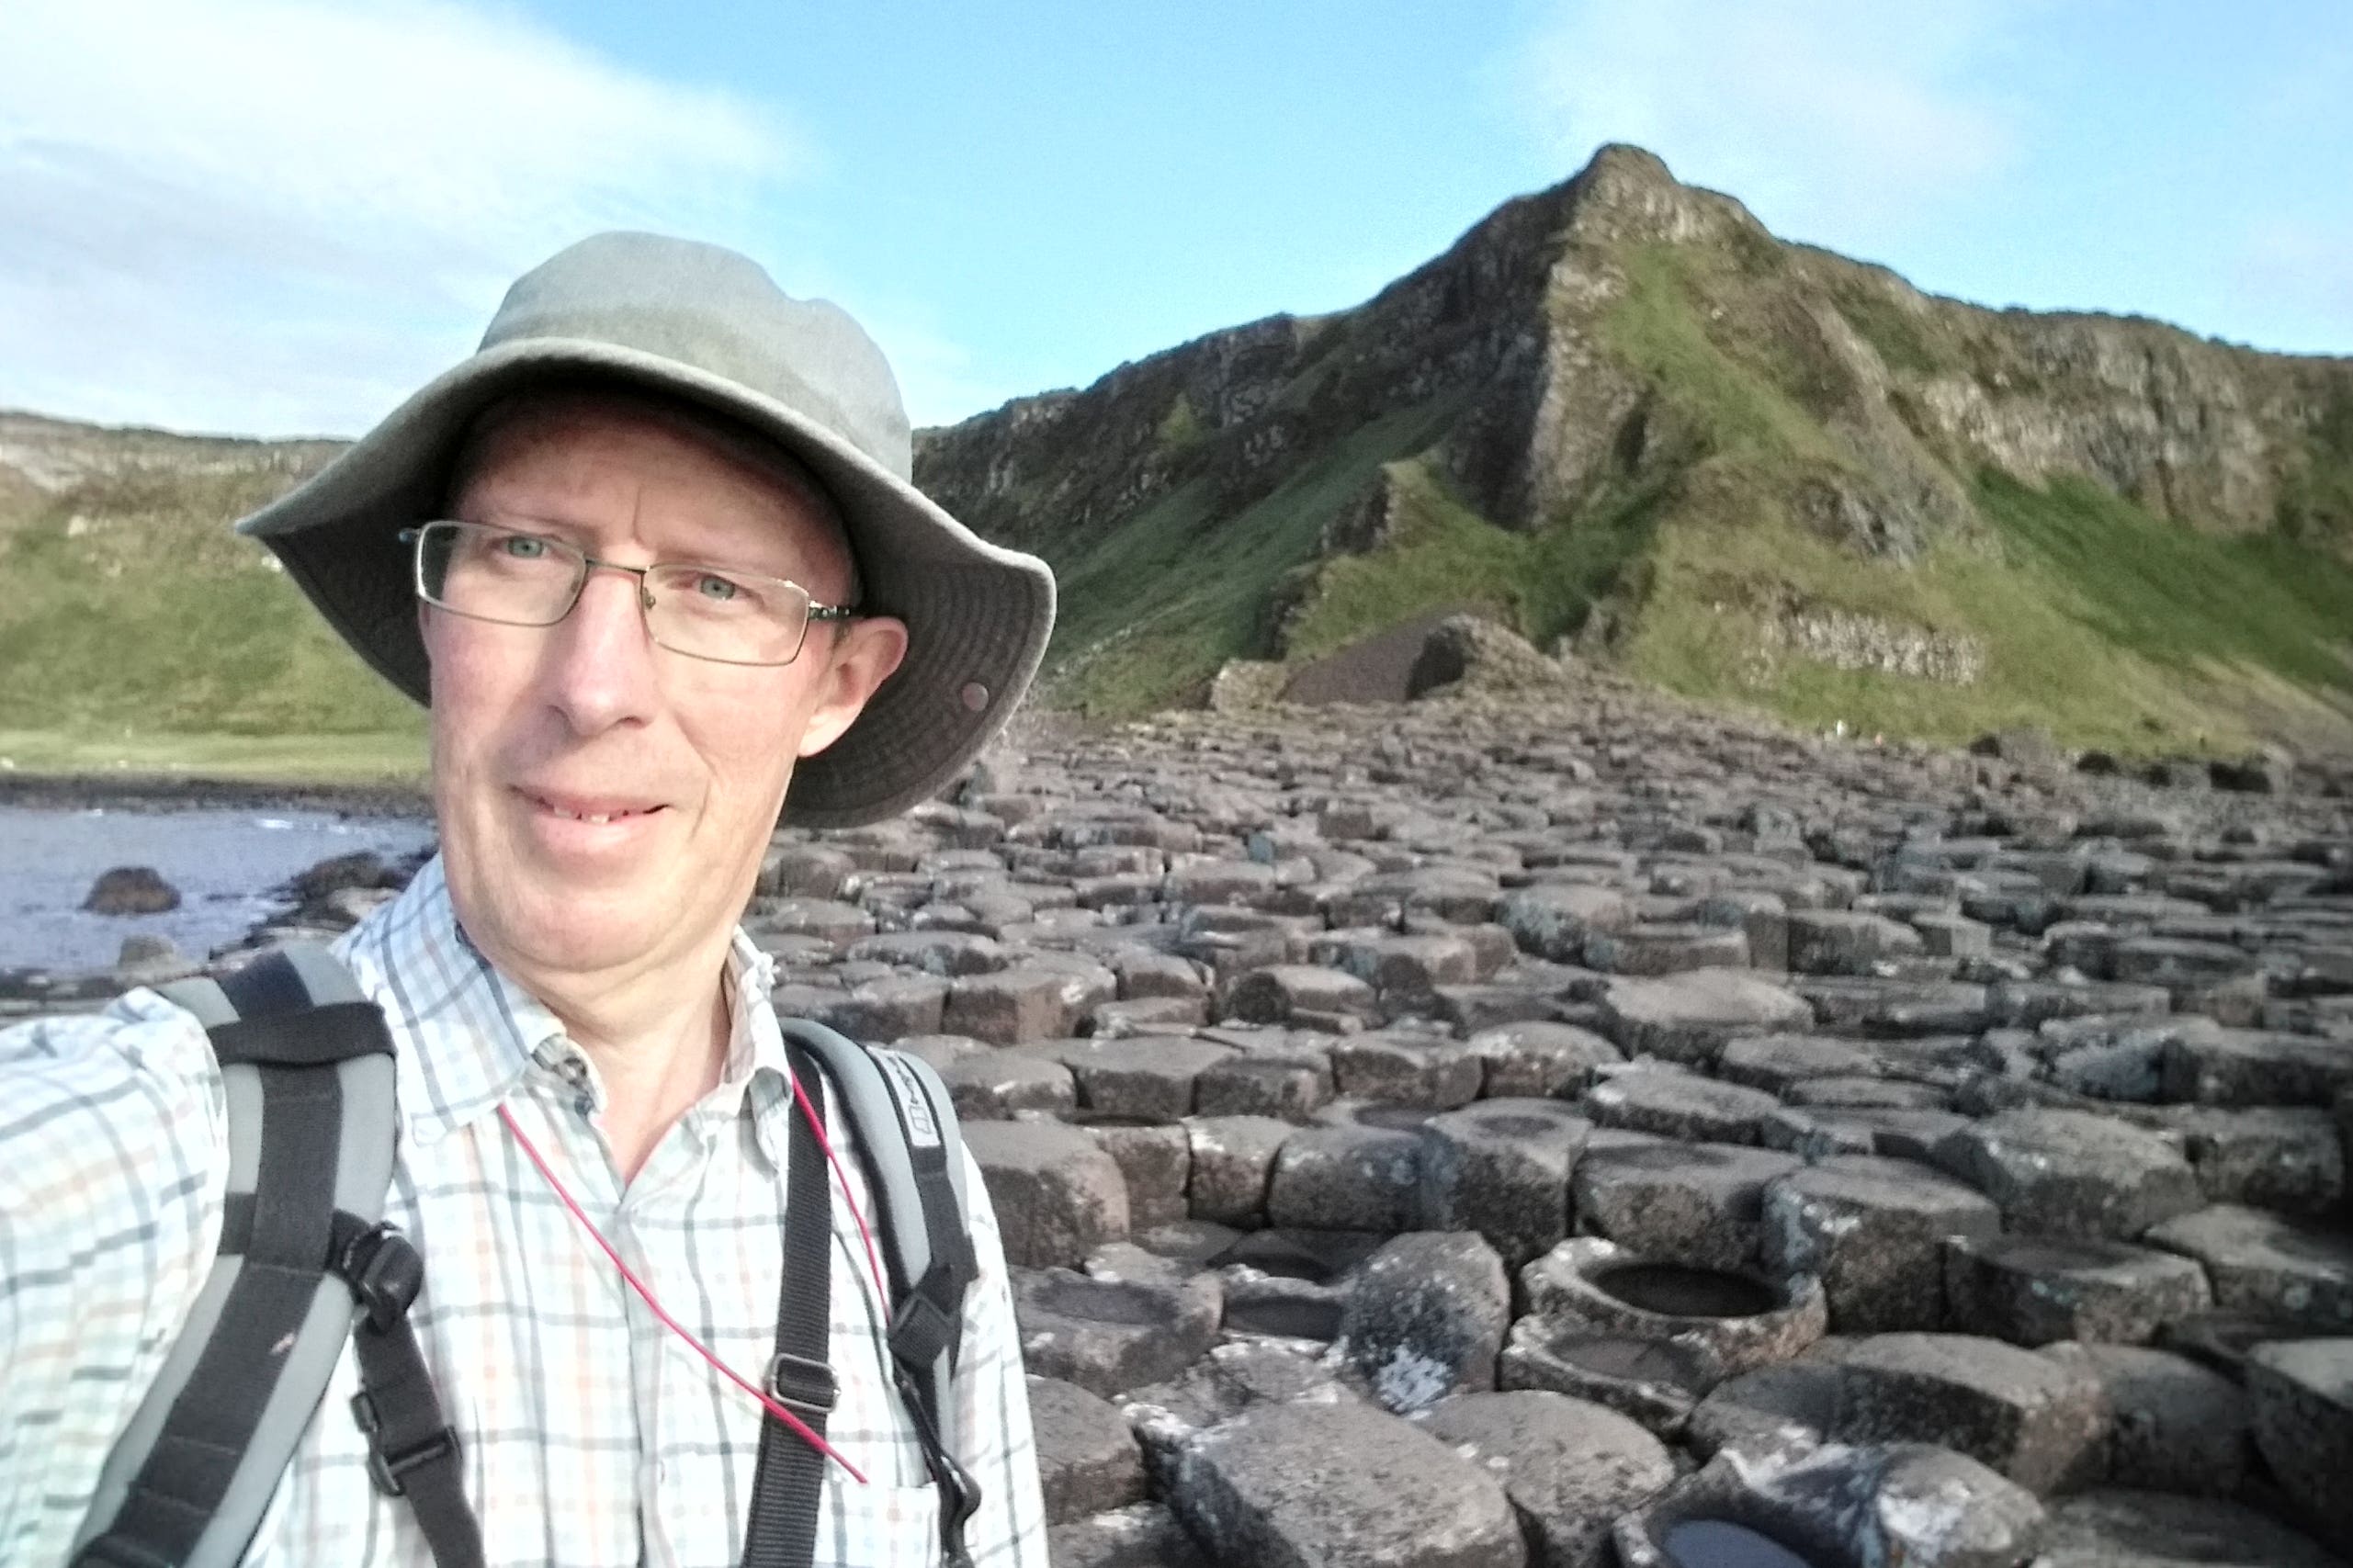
[{"x1": 509, "y1": 938, "x2": 738, "y2": 1183}]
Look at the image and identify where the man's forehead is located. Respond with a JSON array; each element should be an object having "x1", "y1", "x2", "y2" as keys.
[{"x1": 449, "y1": 384, "x2": 859, "y2": 585}]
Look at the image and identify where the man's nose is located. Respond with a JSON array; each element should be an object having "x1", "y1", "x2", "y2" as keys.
[{"x1": 537, "y1": 563, "x2": 661, "y2": 731}]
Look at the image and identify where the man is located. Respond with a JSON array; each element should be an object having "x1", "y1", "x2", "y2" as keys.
[{"x1": 0, "y1": 233, "x2": 1055, "y2": 1566}]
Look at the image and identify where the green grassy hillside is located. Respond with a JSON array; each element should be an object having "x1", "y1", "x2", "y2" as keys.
[{"x1": 0, "y1": 434, "x2": 425, "y2": 780}]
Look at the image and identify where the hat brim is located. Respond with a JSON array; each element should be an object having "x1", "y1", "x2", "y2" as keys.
[{"x1": 236, "y1": 338, "x2": 1055, "y2": 829}]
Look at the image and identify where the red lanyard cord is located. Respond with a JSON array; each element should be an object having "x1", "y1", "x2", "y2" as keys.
[{"x1": 496, "y1": 1095, "x2": 881, "y2": 1486}]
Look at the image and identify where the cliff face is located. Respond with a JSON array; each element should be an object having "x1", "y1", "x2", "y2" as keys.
[{"x1": 915, "y1": 145, "x2": 2353, "y2": 752}]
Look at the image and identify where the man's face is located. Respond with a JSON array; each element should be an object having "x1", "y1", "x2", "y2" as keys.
[{"x1": 422, "y1": 396, "x2": 906, "y2": 984}]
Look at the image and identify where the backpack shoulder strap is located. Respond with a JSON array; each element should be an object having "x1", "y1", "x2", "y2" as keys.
[
  {"x1": 775, "y1": 1019, "x2": 983, "y2": 1568},
  {"x1": 72, "y1": 943, "x2": 481, "y2": 1568}
]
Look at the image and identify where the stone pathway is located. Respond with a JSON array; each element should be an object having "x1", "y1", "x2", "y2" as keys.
[{"x1": 12, "y1": 678, "x2": 2353, "y2": 1566}]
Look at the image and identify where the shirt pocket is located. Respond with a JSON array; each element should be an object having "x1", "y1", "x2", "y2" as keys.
[{"x1": 823, "y1": 1478, "x2": 942, "y2": 1568}]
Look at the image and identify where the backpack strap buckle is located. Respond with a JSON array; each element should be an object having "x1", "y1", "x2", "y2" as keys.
[
  {"x1": 764, "y1": 1350, "x2": 839, "y2": 1418},
  {"x1": 336, "y1": 1219, "x2": 425, "y2": 1332},
  {"x1": 350, "y1": 1391, "x2": 462, "y2": 1499}
]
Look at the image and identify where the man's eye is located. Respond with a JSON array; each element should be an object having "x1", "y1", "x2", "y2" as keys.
[
  {"x1": 498, "y1": 534, "x2": 549, "y2": 560},
  {"x1": 694, "y1": 573, "x2": 742, "y2": 602}
]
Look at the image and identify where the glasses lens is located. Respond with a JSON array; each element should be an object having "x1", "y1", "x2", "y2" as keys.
[
  {"x1": 644, "y1": 564, "x2": 813, "y2": 665},
  {"x1": 416, "y1": 522, "x2": 583, "y2": 626}
]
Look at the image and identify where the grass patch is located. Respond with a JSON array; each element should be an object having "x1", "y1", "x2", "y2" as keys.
[
  {"x1": 1046, "y1": 396, "x2": 1467, "y2": 714},
  {"x1": 0, "y1": 727, "x2": 426, "y2": 784},
  {"x1": 1282, "y1": 462, "x2": 1673, "y2": 660},
  {"x1": 1617, "y1": 465, "x2": 2353, "y2": 754}
]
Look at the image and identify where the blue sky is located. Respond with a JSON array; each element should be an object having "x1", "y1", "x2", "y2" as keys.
[{"x1": 1, "y1": 0, "x2": 2346, "y2": 438}]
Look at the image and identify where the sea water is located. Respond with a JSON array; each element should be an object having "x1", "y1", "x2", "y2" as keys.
[{"x1": 0, "y1": 804, "x2": 436, "y2": 973}]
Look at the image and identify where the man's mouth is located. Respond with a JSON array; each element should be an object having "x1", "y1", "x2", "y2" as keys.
[{"x1": 524, "y1": 791, "x2": 666, "y2": 825}]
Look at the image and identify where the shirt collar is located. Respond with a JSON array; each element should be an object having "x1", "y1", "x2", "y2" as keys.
[{"x1": 333, "y1": 854, "x2": 794, "y2": 1158}]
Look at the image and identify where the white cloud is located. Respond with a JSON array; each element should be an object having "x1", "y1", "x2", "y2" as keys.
[
  {"x1": 1516, "y1": 0, "x2": 2020, "y2": 243},
  {"x1": 0, "y1": 0, "x2": 807, "y2": 436}
]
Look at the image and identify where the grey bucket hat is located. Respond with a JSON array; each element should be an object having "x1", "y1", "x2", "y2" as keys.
[{"x1": 236, "y1": 231, "x2": 1055, "y2": 829}]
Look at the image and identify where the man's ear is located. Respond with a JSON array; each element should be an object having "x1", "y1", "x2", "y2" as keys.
[{"x1": 796, "y1": 615, "x2": 910, "y2": 759}]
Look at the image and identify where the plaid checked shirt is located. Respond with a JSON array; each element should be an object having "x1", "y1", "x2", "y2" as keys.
[{"x1": 0, "y1": 854, "x2": 1046, "y2": 1567}]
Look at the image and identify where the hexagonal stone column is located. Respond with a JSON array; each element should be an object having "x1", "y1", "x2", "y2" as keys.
[
  {"x1": 1597, "y1": 969, "x2": 1814, "y2": 1067},
  {"x1": 2246, "y1": 1337, "x2": 2353, "y2": 1557},
  {"x1": 1012, "y1": 1266, "x2": 1220, "y2": 1398},
  {"x1": 1614, "y1": 1443, "x2": 2043, "y2": 1568},
  {"x1": 1026, "y1": 1374, "x2": 1148, "y2": 1524},
  {"x1": 1168, "y1": 1399, "x2": 1525, "y2": 1568},
  {"x1": 2036, "y1": 1491, "x2": 2345, "y2": 1568},
  {"x1": 1417, "y1": 1391, "x2": 1675, "y2": 1568},
  {"x1": 1942, "y1": 1233, "x2": 2213, "y2": 1346},
  {"x1": 1418, "y1": 1100, "x2": 1589, "y2": 1269},
  {"x1": 1183, "y1": 1113, "x2": 1294, "y2": 1227},
  {"x1": 1932, "y1": 1108, "x2": 2203, "y2": 1239},
  {"x1": 2040, "y1": 1342, "x2": 2250, "y2": 1496},
  {"x1": 1573, "y1": 1139, "x2": 1803, "y2": 1269},
  {"x1": 1833, "y1": 1331, "x2": 2108, "y2": 1494},
  {"x1": 1338, "y1": 1232, "x2": 1510, "y2": 1414},
  {"x1": 2145, "y1": 1204, "x2": 2353, "y2": 1328},
  {"x1": 1760, "y1": 1156, "x2": 2001, "y2": 1332},
  {"x1": 964, "y1": 1118, "x2": 1129, "y2": 1268},
  {"x1": 1265, "y1": 1105, "x2": 1427, "y2": 1232}
]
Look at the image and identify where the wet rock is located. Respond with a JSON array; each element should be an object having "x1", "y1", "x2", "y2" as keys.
[
  {"x1": 1613, "y1": 1441, "x2": 2045, "y2": 1568},
  {"x1": 964, "y1": 1118, "x2": 1129, "y2": 1268},
  {"x1": 1760, "y1": 1156, "x2": 2001, "y2": 1332},
  {"x1": 2245, "y1": 1337, "x2": 2353, "y2": 1556},
  {"x1": 83, "y1": 865, "x2": 179, "y2": 915},
  {"x1": 2034, "y1": 1488, "x2": 2347, "y2": 1568},
  {"x1": 1518, "y1": 1237, "x2": 1828, "y2": 1384},
  {"x1": 1416, "y1": 1390, "x2": 1676, "y2": 1568},
  {"x1": 2144, "y1": 1204, "x2": 2353, "y2": 1328},
  {"x1": 2039, "y1": 1342, "x2": 2251, "y2": 1496},
  {"x1": 1027, "y1": 1374, "x2": 1148, "y2": 1523},
  {"x1": 1167, "y1": 1398, "x2": 1526, "y2": 1568},
  {"x1": 1572, "y1": 1139, "x2": 1804, "y2": 1269},
  {"x1": 1418, "y1": 1100, "x2": 1589, "y2": 1269},
  {"x1": 1941, "y1": 1234, "x2": 2213, "y2": 1346},
  {"x1": 1598, "y1": 969, "x2": 1815, "y2": 1067},
  {"x1": 1338, "y1": 1232, "x2": 1510, "y2": 1414},
  {"x1": 1932, "y1": 1108, "x2": 2204, "y2": 1239},
  {"x1": 1833, "y1": 1332, "x2": 2108, "y2": 1493},
  {"x1": 1014, "y1": 1266, "x2": 1222, "y2": 1398}
]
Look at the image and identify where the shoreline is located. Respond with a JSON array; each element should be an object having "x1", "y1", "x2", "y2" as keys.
[{"x1": 0, "y1": 770, "x2": 433, "y2": 818}]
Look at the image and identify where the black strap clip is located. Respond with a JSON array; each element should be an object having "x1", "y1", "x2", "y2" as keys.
[
  {"x1": 764, "y1": 1350, "x2": 839, "y2": 1418},
  {"x1": 350, "y1": 1390, "x2": 462, "y2": 1498},
  {"x1": 335, "y1": 1220, "x2": 425, "y2": 1333}
]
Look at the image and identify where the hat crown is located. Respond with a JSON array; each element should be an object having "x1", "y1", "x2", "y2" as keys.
[{"x1": 479, "y1": 231, "x2": 913, "y2": 482}]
